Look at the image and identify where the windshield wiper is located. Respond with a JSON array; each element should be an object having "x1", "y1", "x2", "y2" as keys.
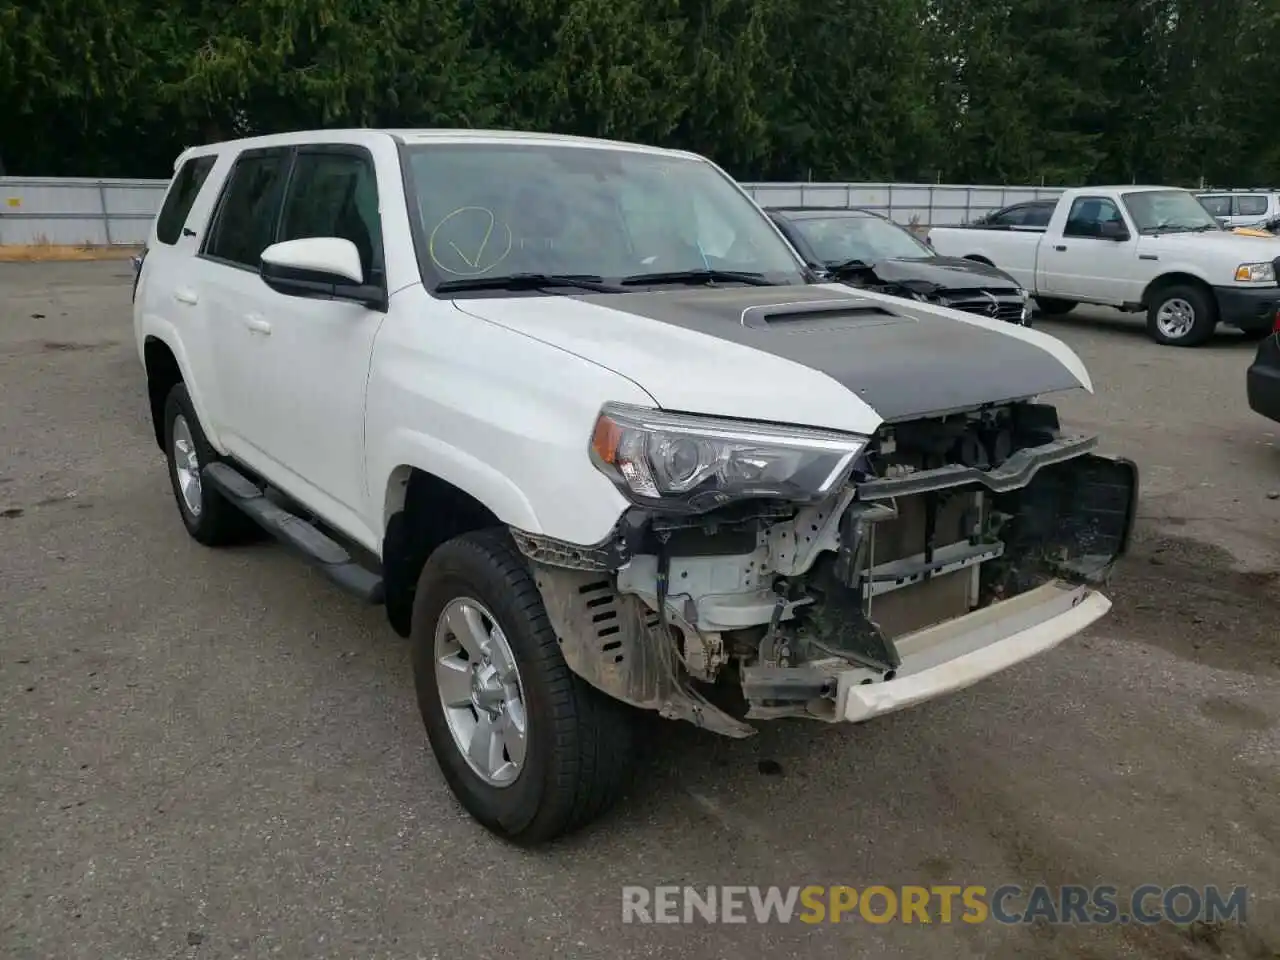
[
  {"x1": 619, "y1": 269, "x2": 777, "y2": 287},
  {"x1": 435, "y1": 273, "x2": 623, "y2": 294}
]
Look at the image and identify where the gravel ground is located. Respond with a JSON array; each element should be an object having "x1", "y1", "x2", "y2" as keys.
[{"x1": 2, "y1": 261, "x2": 1279, "y2": 960}]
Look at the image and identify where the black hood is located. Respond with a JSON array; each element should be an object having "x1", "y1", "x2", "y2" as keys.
[
  {"x1": 572, "y1": 285, "x2": 1085, "y2": 422},
  {"x1": 841, "y1": 255, "x2": 1022, "y2": 296}
]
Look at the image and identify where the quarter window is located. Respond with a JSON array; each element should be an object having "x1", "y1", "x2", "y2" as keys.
[
  {"x1": 155, "y1": 155, "x2": 216, "y2": 245},
  {"x1": 203, "y1": 149, "x2": 291, "y2": 268}
]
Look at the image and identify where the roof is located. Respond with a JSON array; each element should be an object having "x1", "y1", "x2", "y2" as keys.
[
  {"x1": 178, "y1": 127, "x2": 694, "y2": 159},
  {"x1": 766, "y1": 207, "x2": 879, "y2": 220}
]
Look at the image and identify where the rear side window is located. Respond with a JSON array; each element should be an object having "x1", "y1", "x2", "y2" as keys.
[
  {"x1": 1236, "y1": 195, "x2": 1268, "y2": 216},
  {"x1": 278, "y1": 149, "x2": 384, "y2": 280},
  {"x1": 203, "y1": 148, "x2": 291, "y2": 268},
  {"x1": 155, "y1": 155, "x2": 216, "y2": 245}
]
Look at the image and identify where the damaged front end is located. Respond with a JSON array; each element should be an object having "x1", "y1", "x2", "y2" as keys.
[
  {"x1": 513, "y1": 401, "x2": 1137, "y2": 737},
  {"x1": 833, "y1": 259, "x2": 1031, "y2": 326}
]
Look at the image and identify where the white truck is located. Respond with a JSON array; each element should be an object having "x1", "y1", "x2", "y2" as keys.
[
  {"x1": 133, "y1": 128, "x2": 1137, "y2": 844},
  {"x1": 928, "y1": 185, "x2": 1280, "y2": 346}
]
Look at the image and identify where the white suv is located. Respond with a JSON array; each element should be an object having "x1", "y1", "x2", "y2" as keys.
[{"x1": 134, "y1": 128, "x2": 1138, "y2": 844}]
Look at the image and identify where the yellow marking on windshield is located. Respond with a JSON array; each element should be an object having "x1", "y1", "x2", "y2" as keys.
[{"x1": 428, "y1": 206, "x2": 513, "y2": 276}]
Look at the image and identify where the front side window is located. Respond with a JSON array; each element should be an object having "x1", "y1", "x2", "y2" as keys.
[
  {"x1": 987, "y1": 205, "x2": 1027, "y2": 226},
  {"x1": 1063, "y1": 197, "x2": 1125, "y2": 238},
  {"x1": 203, "y1": 149, "x2": 291, "y2": 268},
  {"x1": 1123, "y1": 190, "x2": 1220, "y2": 234},
  {"x1": 279, "y1": 149, "x2": 384, "y2": 281},
  {"x1": 156, "y1": 155, "x2": 216, "y2": 245},
  {"x1": 1199, "y1": 195, "x2": 1231, "y2": 217},
  {"x1": 789, "y1": 214, "x2": 933, "y2": 264},
  {"x1": 1023, "y1": 203, "x2": 1054, "y2": 227},
  {"x1": 400, "y1": 143, "x2": 806, "y2": 288}
]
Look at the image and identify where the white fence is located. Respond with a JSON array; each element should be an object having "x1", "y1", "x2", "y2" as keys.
[
  {"x1": 0, "y1": 177, "x2": 169, "y2": 246},
  {"x1": 0, "y1": 176, "x2": 1068, "y2": 246}
]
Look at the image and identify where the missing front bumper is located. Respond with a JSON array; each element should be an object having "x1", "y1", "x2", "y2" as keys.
[{"x1": 742, "y1": 580, "x2": 1109, "y2": 723}]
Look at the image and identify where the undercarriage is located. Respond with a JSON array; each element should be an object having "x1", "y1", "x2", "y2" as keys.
[{"x1": 515, "y1": 400, "x2": 1138, "y2": 737}]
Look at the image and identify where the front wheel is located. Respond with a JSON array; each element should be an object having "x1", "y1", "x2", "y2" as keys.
[
  {"x1": 1146, "y1": 284, "x2": 1217, "y2": 346},
  {"x1": 1033, "y1": 296, "x2": 1077, "y2": 315},
  {"x1": 411, "y1": 528, "x2": 635, "y2": 845}
]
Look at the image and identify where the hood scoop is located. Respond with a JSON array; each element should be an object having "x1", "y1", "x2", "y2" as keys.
[{"x1": 740, "y1": 298, "x2": 907, "y2": 331}]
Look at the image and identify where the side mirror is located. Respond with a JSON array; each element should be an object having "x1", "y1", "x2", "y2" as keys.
[
  {"x1": 260, "y1": 237, "x2": 387, "y2": 311},
  {"x1": 1099, "y1": 220, "x2": 1130, "y2": 241}
]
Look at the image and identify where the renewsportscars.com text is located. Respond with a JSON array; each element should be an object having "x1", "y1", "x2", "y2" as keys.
[{"x1": 621, "y1": 884, "x2": 1249, "y2": 926}]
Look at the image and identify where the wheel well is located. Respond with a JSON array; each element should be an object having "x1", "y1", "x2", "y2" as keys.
[
  {"x1": 381, "y1": 467, "x2": 502, "y2": 637},
  {"x1": 1142, "y1": 272, "x2": 1211, "y2": 309},
  {"x1": 143, "y1": 337, "x2": 182, "y2": 450},
  {"x1": 965, "y1": 255, "x2": 994, "y2": 266}
]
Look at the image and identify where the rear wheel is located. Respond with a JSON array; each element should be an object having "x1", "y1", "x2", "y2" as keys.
[
  {"x1": 1146, "y1": 284, "x2": 1217, "y2": 347},
  {"x1": 1033, "y1": 297, "x2": 1077, "y2": 315},
  {"x1": 412, "y1": 528, "x2": 634, "y2": 845},
  {"x1": 162, "y1": 383, "x2": 258, "y2": 546}
]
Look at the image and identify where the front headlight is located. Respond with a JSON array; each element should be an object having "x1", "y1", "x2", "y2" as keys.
[
  {"x1": 1235, "y1": 262, "x2": 1276, "y2": 283},
  {"x1": 589, "y1": 403, "x2": 869, "y2": 514}
]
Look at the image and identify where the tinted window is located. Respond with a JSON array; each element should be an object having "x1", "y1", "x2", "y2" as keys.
[
  {"x1": 1063, "y1": 197, "x2": 1124, "y2": 238},
  {"x1": 1236, "y1": 195, "x2": 1268, "y2": 216},
  {"x1": 987, "y1": 205, "x2": 1027, "y2": 226},
  {"x1": 1023, "y1": 202, "x2": 1054, "y2": 227},
  {"x1": 203, "y1": 149, "x2": 290, "y2": 268},
  {"x1": 279, "y1": 149, "x2": 383, "y2": 280},
  {"x1": 402, "y1": 144, "x2": 805, "y2": 286},
  {"x1": 156, "y1": 155, "x2": 216, "y2": 245},
  {"x1": 1199, "y1": 195, "x2": 1231, "y2": 217}
]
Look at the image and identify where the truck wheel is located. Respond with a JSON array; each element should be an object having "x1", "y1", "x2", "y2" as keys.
[
  {"x1": 1033, "y1": 297, "x2": 1077, "y2": 315},
  {"x1": 1147, "y1": 284, "x2": 1217, "y2": 346},
  {"x1": 162, "y1": 383, "x2": 258, "y2": 546},
  {"x1": 411, "y1": 528, "x2": 634, "y2": 845}
]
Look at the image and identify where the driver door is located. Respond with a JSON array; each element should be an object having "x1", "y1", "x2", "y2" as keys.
[{"x1": 1036, "y1": 196, "x2": 1139, "y2": 304}]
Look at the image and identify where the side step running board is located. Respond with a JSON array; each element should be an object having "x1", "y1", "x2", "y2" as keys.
[{"x1": 202, "y1": 462, "x2": 385, "y2": 604}]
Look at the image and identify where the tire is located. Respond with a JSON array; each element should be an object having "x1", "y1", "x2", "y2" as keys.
[
  {"x1": 1033, "y1": 297, "x2": 1077, "y2": 315},
  {"x1": 1146, "y1": 283, "x2": 1217, "y2": 347},
  {"x1": 411, "y1": 528, "x2": 634, "y2": 845},
  {"x1": 162, "y1": 383, "x2": 258, "y2": 546},
  {"x1": 1237, "y1": 325, "x2": 1273, "y2": 342}
]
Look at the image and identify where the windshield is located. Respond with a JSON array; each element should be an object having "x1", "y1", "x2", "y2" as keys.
[
  {"x1": 789, "y1": 214, "x2": 934, "y2": 263},
  {"x1": 399, "y1": 143, "x2": 807, "y2": 289},
  {"x1": 1122, "y1": 190, "x2": 1223, "y2": 234}
]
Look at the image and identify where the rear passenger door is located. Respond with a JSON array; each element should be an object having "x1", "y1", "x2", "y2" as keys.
[
  {"x1": 236, "y1": 144, "x2": 388, "y2": 536},
  {"x1": 194, "y1": 146, "x2": 293, "y2": 454}
]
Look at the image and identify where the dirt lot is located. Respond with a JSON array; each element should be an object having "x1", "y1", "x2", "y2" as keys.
[{"x1": 2, "y1": 261, "x2": 1279, "y2": 960}]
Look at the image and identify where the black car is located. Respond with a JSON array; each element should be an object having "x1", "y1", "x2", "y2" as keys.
[
  {"x1": 766, "y1": 207, "x2": 1032, "y2": 326},
  {"x1": 969, "y1": 200, "x2": 1057, "y2": 230},
  {"x1": 1246, "y1": 319, "x2": 1280, "y2": 424}
]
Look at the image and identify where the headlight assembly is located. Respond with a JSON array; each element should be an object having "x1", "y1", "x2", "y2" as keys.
[
  {"x1": 1234, "y1": 262, "x2": 1276, "y2": 283},
  {"x1": 589, "y1": 403, "x2": 869, "y2": 513}
]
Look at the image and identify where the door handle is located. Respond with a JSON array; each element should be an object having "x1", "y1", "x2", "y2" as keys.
[
  {"x1": 173, "y1": 288, "x2": 199, "y2": 305},
  {"x1": 1053, "y1": 245, "x2": 1067, "y2": 252},
  {"x1": 243, "y1": 314, "x2": 272, "y2": 335}
]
